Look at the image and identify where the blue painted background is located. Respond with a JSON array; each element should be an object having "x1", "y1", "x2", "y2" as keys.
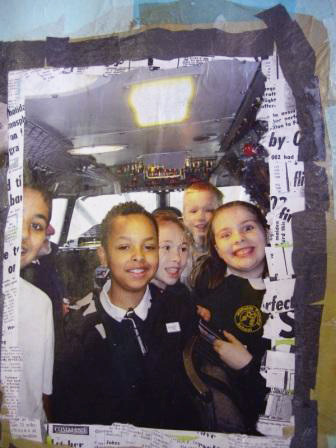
[{"x1": 0, "y1": 0, "x2": 334, "y2": 41}]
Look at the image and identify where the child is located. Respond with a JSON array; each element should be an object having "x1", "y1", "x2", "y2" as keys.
[
  {"x1": 183, "y1": 181, "x2": 223, "y2": 252},
  {"x1": 151, "y1": 211, "x2": 189, "y2": 291},
  {"x1": 150, "y1": 211, "x2": 197, "y2": 323},
  {"x1": 192, "y1": 201, "x2": 269, "y2": 434},
  {"x1": 19, "y1": 184, "x2": 54, "y2": 421},
  {"x1": 181, "y1": 181, "x2": 223, "y2": 287},
  {"x1": 52, "y1": 202, "x2": 198, "y2": 429},
  {"x1": 21, "y1": 224, "x2": 67, "y2": 340}
]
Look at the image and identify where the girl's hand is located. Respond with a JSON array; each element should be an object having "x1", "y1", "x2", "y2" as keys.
[
  {"x1": 196, "y1": 305, "x2": 211, "y2": 322},
  {"x1": 213, "y1": 330, "x2": 252, "y2": 370}
]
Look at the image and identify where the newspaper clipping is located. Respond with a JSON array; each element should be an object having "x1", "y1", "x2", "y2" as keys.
[{"x1": 0, "y1": 52, "x2": 300, "y2": 447}]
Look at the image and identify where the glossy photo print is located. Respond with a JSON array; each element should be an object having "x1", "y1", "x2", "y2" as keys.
[{"x1": 1, "y1": 15, "x2": 324, "y2": 444}]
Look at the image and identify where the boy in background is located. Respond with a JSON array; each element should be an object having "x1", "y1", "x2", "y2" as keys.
[
  {"x1": 181, "y1": 181, "x2": 223, "y2": 287},
  {"x1": 19, "y1": 184, "x2": 54, "y2": 421}
]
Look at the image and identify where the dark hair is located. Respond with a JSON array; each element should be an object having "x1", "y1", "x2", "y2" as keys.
[
  {"x1": 23, "y1": 183, "x2": 53, "y2": 223},
  {"x1": 152, "y1": 206, "x2": 182, "y2": 218},
  {"x1": 100, "y1": 201, "x2": 158, "y2": 250},
  {"x1": 191, "y1": 201, "x2": 268, "y2": 290},
  {"x1": 183, "y1": 181, "x2": 223, "y2": 206}
]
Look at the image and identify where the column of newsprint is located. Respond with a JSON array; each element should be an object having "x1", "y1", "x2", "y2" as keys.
[
  {"x1": 1, "y1": 70, "x2": 45, "y2": 442},
  {"x1": 256, "y1": 52, "x2": 304, "y2": 436}
]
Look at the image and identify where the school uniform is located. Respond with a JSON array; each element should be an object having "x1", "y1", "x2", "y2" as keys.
[
  {"x1": 52, "y1": 280, "x2": 199, "y2": 428},
  {"x1": 195, "y1": 274, "x2": 269, "y2": 360},
  {"x1": 180, "y1": 246, "x2": 207, "y2": 290},
  {"x1": 192, "y1": 273, "x2": 270, "y2": 434}
]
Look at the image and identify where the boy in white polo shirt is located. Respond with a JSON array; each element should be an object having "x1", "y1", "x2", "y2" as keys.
[{"x1": 18, "y1": 183, "x2": 54, "y2": 421}]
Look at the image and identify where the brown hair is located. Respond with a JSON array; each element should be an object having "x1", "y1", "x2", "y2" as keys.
[
  {"x1": 153, "y1": 210, "x2": 192, "y2": 243},
  {"x1": 183, "y1": 181, "x2": 223, "y2": 205},
  {"x1": 191, "y1": 201, "x2": 268, "y2": 290},
  {"x1": 100, "y1": 201, "x2": 158, "y2": 250}
]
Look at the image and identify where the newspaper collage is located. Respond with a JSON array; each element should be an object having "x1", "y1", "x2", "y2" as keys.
[{"x1": 0, "y1": 52, "x2": 302, "y2": 447}]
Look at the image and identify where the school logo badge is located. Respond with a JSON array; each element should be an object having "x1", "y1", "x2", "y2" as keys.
[{"x1": 234, "y1": 305, "x2": 262, "y2": 333}]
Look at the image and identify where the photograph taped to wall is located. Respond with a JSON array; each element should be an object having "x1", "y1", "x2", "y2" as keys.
[{"x1": 2, "y1": 53, "x2": 301, "y2": 444}]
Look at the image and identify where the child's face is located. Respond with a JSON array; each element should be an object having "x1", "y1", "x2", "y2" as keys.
[
  {"x1": 155, "y1": 221, "x2": 189, "y2": 288},
  {"x1": 21, "y1": 188, "x2": 49, "y2": 269},
  {"x1": 212, "y1": 205, "x2": 266, "y2": 278},
  {"x1": 99, "y1": 214, "x2": 159, "y2": 296},
  {"x1": 183, "y1": 190, "x2": 219, "y2": 247}
]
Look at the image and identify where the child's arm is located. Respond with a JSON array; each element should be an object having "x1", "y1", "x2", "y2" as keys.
[
  {"x1": 213, "y1": 330, "x2": 252, "y2": 370},
  {"x1": 213, "y1": 329, "x2": 269, "y2": 431}
]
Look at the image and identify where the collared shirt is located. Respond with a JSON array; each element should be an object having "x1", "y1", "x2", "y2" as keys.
[
  {"x1": 100, "y1": 279, "x2": 152, "y2": 322},
  {"x1": 226, "y1": 268, "x2": 265, "y2": 291},
  {"x1": 18, "y1": 277, "x2": 54, "y2": 421}
]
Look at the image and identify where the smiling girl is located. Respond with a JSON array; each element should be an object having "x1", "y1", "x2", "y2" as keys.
[
  {"x1": 192, "y1": 201, "x2": 270, "y2": 434},
  {"x1": 151, "y1": 211, "x2": 189, "y2": 290}
]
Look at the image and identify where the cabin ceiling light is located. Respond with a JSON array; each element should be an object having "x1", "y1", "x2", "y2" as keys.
[
  {"x1": 68, "y1": 145, "x2": 125, "y2": 155},
  {"x1": 128, "y1": 76, "x2": 195, "y2": 127}
]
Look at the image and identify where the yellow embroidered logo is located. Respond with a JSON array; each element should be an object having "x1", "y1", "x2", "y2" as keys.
[{"x1": 234, "y1": 305, "x2": 262, "y2": 333}]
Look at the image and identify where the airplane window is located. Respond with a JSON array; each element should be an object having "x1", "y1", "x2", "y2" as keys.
[
  {"x1": 169, "y1": 186, "x2": 251, "y2": 211},
  {"x1": 126, "y1": 191, "x2": 158, "y2": 212},
  {"x1": 67, "y1": 192, "x2": 157, "y2": 242},
  {"x1": 219, "y1": 186, "x2": 251, "y2": 203},
  {"x1": 49, "y1": 198, "x2": 68, "y2": 245}
]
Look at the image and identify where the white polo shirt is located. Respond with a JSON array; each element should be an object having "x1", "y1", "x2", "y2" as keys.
[
  {"x1": 18, "y1": 277, "x2": 54, "y2": 421},
  {"x1": 99, "y1": 279, "x2": 152, "y2": 322}
]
